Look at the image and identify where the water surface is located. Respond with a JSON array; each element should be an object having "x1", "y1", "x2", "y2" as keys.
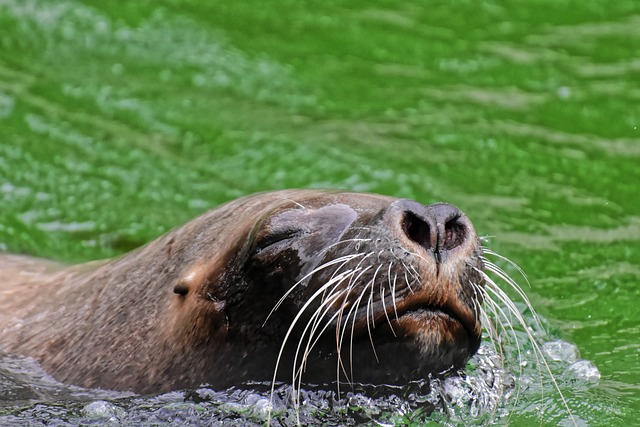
[{"x1": 0, "y1": 0, "x2": 638, "y2": 425}]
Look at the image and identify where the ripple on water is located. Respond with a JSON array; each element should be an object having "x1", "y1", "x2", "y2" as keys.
[
  {"x1": 1, "y1": 0, "x2": 316, "y2": 110},
  {"x1": 0, "y1": 92, "x2": 15, "y2": 118}
]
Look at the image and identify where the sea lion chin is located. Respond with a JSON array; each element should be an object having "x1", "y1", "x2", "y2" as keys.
[{"x1": 0, "y1": 189, "x2": 485, "y2": 394}]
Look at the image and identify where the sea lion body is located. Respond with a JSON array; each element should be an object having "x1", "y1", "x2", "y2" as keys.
[{"x1": 0, "y1": 190, "x2": 485, "y2": 393}]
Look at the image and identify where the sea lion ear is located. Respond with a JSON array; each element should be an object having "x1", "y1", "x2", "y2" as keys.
[
  {"x1": 173, "y1": 269, "x2": 201, "y2": 297},
  {"x1": 174, "y1": 255, "x2": 234, "y2": 303},
  {"x1": 171, "y1": 261, "x2": 230, "y2": 339}
]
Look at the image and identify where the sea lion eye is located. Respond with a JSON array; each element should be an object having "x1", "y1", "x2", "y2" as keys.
[{"x1": 254, "y1": 228, "x2": 301, "y2": 254}]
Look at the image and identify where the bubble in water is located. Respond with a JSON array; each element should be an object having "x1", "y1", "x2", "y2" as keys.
[
  {"x1": 542, "y1": 339, "x2": 579, "y2": 363},
  {"x1": 557, "y1": 86, "x2": 572, "y2": 99},
  {"x1": 567, "y1": 360, "x2": 601, "y2": 382},
  {"x1": 111, "y1": 63, "x2": 123, "y2": 75},
  {"x1": 83, "y1": 400, "x2": 125, "y2": 422}
]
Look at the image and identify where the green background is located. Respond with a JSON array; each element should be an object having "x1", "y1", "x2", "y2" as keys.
[{"x1": 1, "y1": 0, "x2": 639, "y2": 425}]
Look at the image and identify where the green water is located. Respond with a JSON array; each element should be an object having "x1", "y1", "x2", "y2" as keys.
[{"x1": 1, "y1": 0, "x2": 639, "y2": 425}]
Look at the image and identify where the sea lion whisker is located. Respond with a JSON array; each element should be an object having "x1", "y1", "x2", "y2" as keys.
[
  {"x1": 477, "y1": 284, "x2": 526, "y2": 419},
  {"x1": 379, "y1": 268, "x2": 396, "y2": 337},
  {"x1": 400, "y1": 258, "x2": 421, "y2": 284},
  {"x1": 365, "y1": 268, "x2": 383, "y2": 363},
  {"x1": 323, "y1": 252, "x2": 372, "y2": 293},
  {"x1": 291, "y1": 276, "x2": 357, "y2": 412},
  {"x1": 328, "y1": 262, "x2": 376, "y2": 381},
  {"x1": 337, "y1": 283, "x2": 363, "y2": 386},
  {"x1": 365, "y1": 284, "x2": 379, "y2": 363},
  {"x1": 403, "y1": 270, "x2": 414, "y2": 294},
  {"x1": 306, "y1": 276, "x2": 356, "y2": 354},
  {"x1": 268, "y1": 268, "x2": 362, "y2": 422},
  {"x1": 264, "y1": 253, "x2": 365, "y2": 326},
  {"x1": 293, "y1": 289, "x2": 347, "y2": 409},
  {"x1": 468, "y1": 281, "x2": 484, "y2": 325},
  {"x1": 477, "y1": 299, "x2": 499, "y2": 351},
  {"x1": 472, "y1": 289, "x2": 508, "y2": 424},
  {"x1": 332, "y1": 277, "x2": 364, "y2": 387},
  {"x1": 408, "y1": 262, "x2": 422, "y2": 283},
  {"x1": 391, "y1": 272, "x2": 399, "y2": 321},
  {"x1": 318, "y1": 238, "x2": 373, "y2": 259},
  {"x1": 402, "y1": 248, "x2": 430, "y2": 270},
  {"x1": 270, "y1": 269, "x2": 360, "y2": 423},
  {"x1": 341, "y1": 262, "x2": 381, "y2": 357},
  {"x1": 479, "y1": 275, "x2": 543, "y2": 425},
  {"x1": 345, "y1": 275, "x2": 373, "y2": 382},
  {"x1": 479, "y1": 282, "x2": 540, "y2": 423},
  {"x1": 472, "y1": 282, "x2": 495, "y2": 337},
  {"x1": 268, "y1": 255, "x2": 358, "y2": 321},
  {"x1": 481, "y1": 261, "x2": 543, "y2": 331},
  {"x1": 368, "y1": 263, "x2": 384, "y2": 327},
  {"x1": 476, "y1": 283, "x2": 521, "y2": 374},
  {"x1": 351, "y1": 251, "x2": 376, "y2": 275},
  {"x1": 481, "y1": 257, "x2": 534, "y2": 312},
  {"x1": 482, "y1": 248, "x2": 530, "y2": 287},
  {"x1": 476, "y1": 301, "x2": 511, "y2": 387},
  {"x1": 481, "y1": 256, "x2": 532, "y2": 300},
  {"x1": 334, "y1": 278, "x2": 363, "y2": 394},
  {"x1": 283, "y1": 198, "x2": 307, "y2": 210},
  {"x1": 478, "y1": 270, "x2": 536, "y2": 340},
  {"x1": 321, "y1": 264, "x2": 353, "y2": 304},
  {"x1": 294, "y1": 273, "x2": 354, "y2": 351},
  {"x1": 478, "y1": 269, "x2": 577, "y2": 426},
  {"x1": 349, "y1": 291, "x2": 365, "y2": 382}
]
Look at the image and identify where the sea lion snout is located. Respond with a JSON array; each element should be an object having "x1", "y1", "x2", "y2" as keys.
[{"x1": 382, "y1": 200, "x2": 475, "y2": 264}]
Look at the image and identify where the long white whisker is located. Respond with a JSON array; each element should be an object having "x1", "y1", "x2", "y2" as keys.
[
  {"x1": 478, "y1": 268, "x2": 576, "y2": 426},
  {"x1": 365, "y1": 273, "x2": 380, "y2": 363},
  {"x1": 293, "y1": 288, "x2": 347, "y2": 407},
  {"x1": 380, "y1": 264, "x2": 396, "y2": 337},
  {"x1": 267, "y1": 267, "x2": 359, "y2": 425},
  {"x1": 391, "y1": 272, "x2": 399, "y2": 321},
  {"x1": 264, "y1": 253, "x2": 365, "y2": 326},
  {"x1": 482, "y1": 248, "x2": 530, "y2": 287},
  {"x1": 482, "y1": 260, "x2": 543, "y2": 331}
]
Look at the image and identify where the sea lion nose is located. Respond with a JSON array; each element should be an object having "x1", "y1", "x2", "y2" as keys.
[{"x1": 395, "y1": 201, "x2": 470, "y2": 256}]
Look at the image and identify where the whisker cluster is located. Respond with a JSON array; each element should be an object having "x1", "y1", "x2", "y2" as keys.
[
  {"x1": 265, "y1": 240, "x2": 425, "y2": 425},
  {"x1": 473, "y1": 245, "x2": 576, "y2": 426},
  {"x1": 265, "y1": 237, "x2": 575, "y2": 426}
]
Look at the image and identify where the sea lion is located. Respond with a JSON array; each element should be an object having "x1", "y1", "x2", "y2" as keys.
[{"x1": 0, "y1": 189, "x2": 485, "y2": 394}]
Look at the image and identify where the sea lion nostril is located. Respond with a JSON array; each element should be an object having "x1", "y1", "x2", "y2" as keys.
[
  {"x1": 398, "y1": 203, "x2": 467, "y2": 253},
  {"x1": 443, "y1": 216, "x2": 466, "y2": 251},
  {"x1": 403, "y1": 212, "x2": 433, "y2": 250}
]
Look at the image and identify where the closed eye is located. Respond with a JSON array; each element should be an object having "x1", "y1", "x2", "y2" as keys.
[{"x1": 254, "y1": 228, "x2": 302, "y2": 253}]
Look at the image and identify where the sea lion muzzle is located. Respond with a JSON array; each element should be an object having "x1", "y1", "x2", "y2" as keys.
[{"x1": 246, "y1": 196, "x2": 484, "y2": 385}]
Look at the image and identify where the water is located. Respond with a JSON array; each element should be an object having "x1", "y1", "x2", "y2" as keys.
[
  {"x1": 0, "y1": 0, "x2": 639, "y2": 425},
  {"x1": 0, "y1": 338, "x2": 600, "y2": 426}
]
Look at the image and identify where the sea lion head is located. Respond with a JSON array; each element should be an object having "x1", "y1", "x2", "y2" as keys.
[{"x1": 215, "y1": 191, "x2": 485, "y2": 385}]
